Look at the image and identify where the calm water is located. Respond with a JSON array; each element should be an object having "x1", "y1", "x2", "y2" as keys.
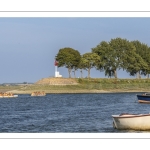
[{"x1": 0, "y1": 92, "x2": 149, "y2": 133}]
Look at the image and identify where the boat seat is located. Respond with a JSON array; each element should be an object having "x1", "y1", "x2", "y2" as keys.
[{"x1": 119, "y1": 113, "x2": 138, "y2": 116}]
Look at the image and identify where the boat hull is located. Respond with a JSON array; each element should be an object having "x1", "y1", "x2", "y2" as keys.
[
  {"x1": 112, "y1": 114, "x2": 150, "y2": 130},
  {"x1": 137, "y1": 95, "x2": 150, "y2": 103},
  {"x1": 0, "y1": 95, "x2": 18, "y2": 98}
]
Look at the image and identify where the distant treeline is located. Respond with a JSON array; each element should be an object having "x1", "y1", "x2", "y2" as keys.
[
  {"x1": 1, "y1": 82, "x2": 33, "y2": 86},
  {"x1": 55, "y1": 37, "x2": 150, "y2": 79}
]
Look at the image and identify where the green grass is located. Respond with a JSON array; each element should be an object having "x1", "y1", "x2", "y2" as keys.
[
  {"x1": 0, "y1": 85, "x2": 20, "y2": 90},
  {"x1": 1, "y1": 78, "x2": 150, "y2": 92},
  {"x1": 20, "y1": 83, "x2": 150, "y2": 91}
]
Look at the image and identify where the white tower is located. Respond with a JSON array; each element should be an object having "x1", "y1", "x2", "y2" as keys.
[
  {"x1": 55, "y1": 65, "x2": 58, "y2": 77},
  {"x1": 54, "y1": 60, "x2": 62, "y2": 77}
]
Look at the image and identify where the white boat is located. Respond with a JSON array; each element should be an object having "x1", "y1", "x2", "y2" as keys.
[
  {"x1": 112, "y1": 113, "x2": 150, "y2": 130},
  {"x1": 0, "y1": 95, "x2": 18, "y2": 98}
]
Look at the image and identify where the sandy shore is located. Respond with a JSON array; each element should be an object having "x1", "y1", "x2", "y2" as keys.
[{"x1": 7, "y1": 89, "x2": 147, "y2": 94}]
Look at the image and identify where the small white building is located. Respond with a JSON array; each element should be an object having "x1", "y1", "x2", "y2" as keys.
[{"x1": 55, "y1": 71, "x2": 62, "y2": 77}]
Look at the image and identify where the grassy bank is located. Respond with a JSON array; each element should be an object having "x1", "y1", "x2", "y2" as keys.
[{"x1": 1, "y1": 78, "x2": 150, "y2": 94}]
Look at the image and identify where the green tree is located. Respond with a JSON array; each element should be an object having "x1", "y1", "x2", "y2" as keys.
[
  {"x1": 78, "y1": 56, "x2": 86, "y2": 78},
  {"x1": 146, "y1": 47, "x2": 150, "y2": 78},
  {"x1": 55, "y1": 47, "x2": 81, "y2": 78},
  {"x1": 131, "y1": 40, "x2": 150, "y2": 78},
  {"x1": 91, "y1": 41, "x2": 111, "y2": 77},
  {"x1": 82, "y1": 52, "x2": 100, "y2": 78},
  {"x1": 72, "y1": 50, "x2": 81, "y2": 78},
  {"x1": 92, "y1": 38, "x2": 138, "y2": 78},
  {"x1": 125, "y1": 52, "x2": 148, "y2": 78}
]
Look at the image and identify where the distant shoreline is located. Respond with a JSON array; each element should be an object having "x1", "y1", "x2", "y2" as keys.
[
  {"x1": 7, "y1": 89, "x2": 147, "y2": 94},
  {"x1": 1, "y1": 77, "x2": 150, "y2": 94}
]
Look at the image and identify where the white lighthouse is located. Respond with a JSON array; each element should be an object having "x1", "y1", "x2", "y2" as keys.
[{"x1": 54, "y1": 60, "x2": 62, "y2": 77}]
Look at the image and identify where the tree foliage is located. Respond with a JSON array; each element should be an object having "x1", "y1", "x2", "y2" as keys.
[
  {"x1": 78, "y1": 56, "x2": 86, "y2": 78},
  {"x1": 92, "y1": 38, "x2": 138, "y2": 78},
  {"x1": 55, "y1": 38, "x2": 150, "y2": 79},
  {"x1": 81, "y1": 52, "x2": 100, "y2": 78},
  {"x1": 55, "y1": 47, "x2": 81, "y2": 78},
  {"x1": 130, "y1": 40, "x2": 150, "y2": 78}
]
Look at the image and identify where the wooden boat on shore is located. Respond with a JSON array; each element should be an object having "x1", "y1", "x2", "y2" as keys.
[
  {"x1": 112, "y1": 113, "x2": 150, "y2": 130},
  {"x1": 31, "y1": 91, "x2": 46, "y2": 96},
  {"x1": 0, "y1": 92, "x2": 18, "y2": 98},
  {"x1": 137, "y1": 93, "x2": 150, "y2": 103}
]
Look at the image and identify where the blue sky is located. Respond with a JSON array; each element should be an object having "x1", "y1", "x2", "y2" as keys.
[{"x1": 0, "y1": 17, "x2": 150, "y2": 83}]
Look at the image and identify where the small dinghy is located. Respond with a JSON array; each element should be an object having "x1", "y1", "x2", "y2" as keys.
[
  {"x1": 0, "y1": 92, "x2": 18, "y2": 98},
  {"x1": 137, "y1": 93, "x2": 150, "y2": 103},
  {"x1": 112, "y1": 113, "x2": 150, "y2": 130}
]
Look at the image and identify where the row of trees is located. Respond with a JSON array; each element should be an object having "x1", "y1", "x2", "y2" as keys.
[{"x1": 55, "y1": 37, "x2": 150, "y2": 79}]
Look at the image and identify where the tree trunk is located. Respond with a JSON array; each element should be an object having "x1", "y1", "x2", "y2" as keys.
[
  {"x1": 68, "y1": 67, "x2": 72, "y2": 78},
  {"x1": 88, "y1": 68, "x2": 91, "y2": 78},
  {"x1": 74, "y1": 69, "x2": 76, "y2": 78},
  {"x1": 136, "y1": 72, "x2": 139, "y2": 79},
  {"x1": 136, "y1": 71, "x2": 141, "y2": 79},
  {"x1": 80, "y1": 69, "x2": 83, "y2": 78},
  {"x1": 139, "y1": 71, "x2": 141, "y2": 78},
  {"x1": 146, "y1": 74, "x2": 149, "y2": 79},
  {"x1": 114, "y1": 69, "x2": 117, "y2": 79}
]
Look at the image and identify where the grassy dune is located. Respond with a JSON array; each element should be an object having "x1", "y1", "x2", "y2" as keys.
[{"x1": 1, "y1": 78, "x2": 150, "y2": 94}]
